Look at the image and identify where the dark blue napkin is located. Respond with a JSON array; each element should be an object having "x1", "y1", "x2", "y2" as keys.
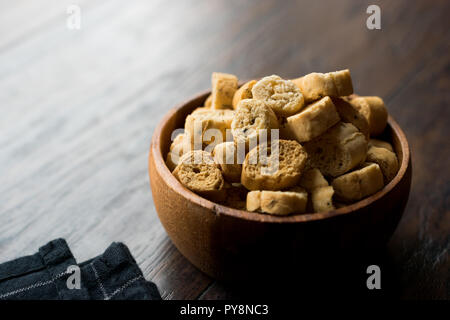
[{"x1": 0, "y1": 239, "x2": 161, "y2": 300}]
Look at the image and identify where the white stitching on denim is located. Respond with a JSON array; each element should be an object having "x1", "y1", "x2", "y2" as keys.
[
  {"x1": 106, "y1": 275, "x2": 144, "y2": 300},
  {"x1": 89, "y1": 262, "x2": 144, "y2": 300},
  {"x1": 0, "y1": 271, "x2": 69, "y2": 299},
  {"x1": 1, "y1": 264, "x2": 145, "y2": 300},
  {"x1": 90, "y1": 263, "x2": 108, "y2": 300}
]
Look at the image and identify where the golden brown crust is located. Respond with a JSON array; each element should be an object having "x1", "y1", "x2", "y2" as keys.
[
  {"x1": 212, "y1": 142, "x2": 242, "y2": 183},
  {"x1": 284, "y1": 96, "x2": 340, "y2": 143},
  {"x1": 292, "y1": 69, "x2": 353, "y2": 102},
  {"x1": 211, "y1": 72, "x2": 238, "y2": 109},
  {"x1": 311, "y1": 186, "x2": 335, "y2": 213},
  {"x1": 304, "y1": 122, "x2": 368, "y2": 177},
  {"x1": 232, "y1": 80, "x2": 257, "y2": 109},
  {"x1": 347, "y1": 96, "x2": 387, "y2": 136},
  {"x1": 366, "y1": 146, "x2": 399, "y2": 183},
  {"x1": 331, "y1": 163, "x2": 384, "y2": 202},
  {"x1": 332, "y1": 97, "x2": 370, "y2": 140},
  {"x1": 368, "y1": 139, "x2": 394, "y2": 152},
  {"x1": 247, "y1": 189, "x2": 308, "y2": 215},
  {"x1": 246, "y1": 191, "x2": 261, "y2": 212},
  {"x1": 298, "y1": 168, "x2": 329, "y2": 191}
]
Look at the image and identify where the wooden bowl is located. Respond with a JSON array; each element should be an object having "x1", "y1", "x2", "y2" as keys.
[{"x1": 148, "y1": 91, "x2": 412, "y2": 281}]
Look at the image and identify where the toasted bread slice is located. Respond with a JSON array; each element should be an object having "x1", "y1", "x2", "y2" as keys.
[
  {"x1": 247, "y1": 189, "x2": 308, "y2": 215},
  {"x1": 252, "y1": 75, "x2": 305, "y2": 116},
  {"x1": 366, "y1": 146, "x2": 399, "y2": 183},
  {"x1": 331, "y1": 163, "x2": 384, "y2": 202},
  {"x1": 204, "y1": 94, "x2": 212, "y2": 108},
  {"x1": 304, "y1": 122, "x2": 368, "y2": 177},
  {"x1": 232, "y1": 80, "x2": 257, "y2": 109},
  {"x1": 211, "y1": 72, "x2": 238, "y2": 109},
  {"x1": 231, "y1": 99, "x2": 279, "y2": 148},
  {"x1": 346, "y1": 95, "x2": 387, "y2": 136},
  {"x1": 284, "y1": 96, "x2": 340, "y2": 142},
  {"x1": 368, "y1": 139, "x2": 394, "y2": 152},
  {"x1": 241, "y1": 139, "x2": 308, "y2": 190},
  {"x1": 185, "y1": 108, "x2": 234, "y2": 149},
  {"x1": 212, "y1": 141, "x2": 242, "y2": 183},
  {"x1": 173, "y1": 150, "x2": 225, "y2": 202},
  {"x1": 246, "y1": 190, "x2": 262, "y2": 212},
  {"x1": 292, "y1": 69, "x2": 353, "y2": 102},
  {"x1": 332, "y1": 97, "x2": 369, "y2": 140},
  {"x1": 298, "y1": 168, "x2": 329, "y2": 191},
  {"x1": 311, "y1": 186, "x2": 335, "y2": 213}
]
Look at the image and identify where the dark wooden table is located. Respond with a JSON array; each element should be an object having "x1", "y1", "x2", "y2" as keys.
[{"x1": 0, "y1": 0, "x2": 448, "y2": 300}]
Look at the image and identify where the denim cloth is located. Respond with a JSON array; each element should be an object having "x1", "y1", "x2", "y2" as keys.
[{"x1": 0, "y1": 239, "x2": 161, "y2": 300}]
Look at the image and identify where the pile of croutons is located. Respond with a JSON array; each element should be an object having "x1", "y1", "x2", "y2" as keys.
[{"x1": 166, "y1": 70, "x2": 399, "y2": 215}]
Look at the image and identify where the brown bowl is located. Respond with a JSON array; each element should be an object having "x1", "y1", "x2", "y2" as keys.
[{"x1": 148, "y1": 91, "x2": 412, "y2": 281}]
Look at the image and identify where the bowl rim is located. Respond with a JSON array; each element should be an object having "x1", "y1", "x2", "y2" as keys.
[{"x1": 150, "y1": 90, "x2": 410, "y2": 224}]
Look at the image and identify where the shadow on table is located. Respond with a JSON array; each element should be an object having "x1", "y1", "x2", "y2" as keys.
[{"x1": 205, "y1": 247, "x2": 401, "y2": 300}]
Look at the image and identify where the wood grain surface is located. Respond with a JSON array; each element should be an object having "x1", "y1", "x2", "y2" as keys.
[{"x1": 0, "y1": 0, "x2": 448, "y2": 299}]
